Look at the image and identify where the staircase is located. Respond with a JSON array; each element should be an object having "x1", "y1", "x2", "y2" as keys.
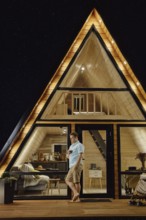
[{"x1": 89, "y1": 130, "x2": 106, "y2": 160}]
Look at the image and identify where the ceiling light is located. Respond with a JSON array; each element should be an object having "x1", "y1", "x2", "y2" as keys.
[
  {"x1": 81, "y1": 66, "x2": 85, "y2": 71},
  {"x1": 80, "y1": 65, "x2": 85, "y2": 73}
]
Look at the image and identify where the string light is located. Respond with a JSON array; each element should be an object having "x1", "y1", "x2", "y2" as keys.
[{"x1": 136, "y1": 81, "x2": 140, "y2": 86}]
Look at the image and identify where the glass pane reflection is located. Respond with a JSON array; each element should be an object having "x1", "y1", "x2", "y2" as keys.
[
  {"x1": 82, "y1": 130, "x2": 107, "y2": 194},
  {"x1": 14, "y1": 173, "x2": 68, "y2": 198},
  {"x1": 121, "y1": 174, "x2": 140, "y2": 196}
]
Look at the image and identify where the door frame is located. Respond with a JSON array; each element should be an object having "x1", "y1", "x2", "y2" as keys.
[{"x1": 75, "y1": 124, "x2": 114, "y2": 198}]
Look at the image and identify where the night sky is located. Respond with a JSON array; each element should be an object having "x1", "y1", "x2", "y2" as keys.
[{"x1": 0, "y1": 0, "x2": 146, "y2": 151}]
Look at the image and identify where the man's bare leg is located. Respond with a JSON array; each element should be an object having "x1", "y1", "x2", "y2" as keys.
[
  {"x1": 75, "y1": 183, "x2": 81, "y2": 202},
  {"x1": 65, "y1": 180, "x2": 79, "y2": 201}
]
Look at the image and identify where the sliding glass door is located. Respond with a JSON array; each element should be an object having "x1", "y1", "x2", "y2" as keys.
[{"x1": 76, "y1": 124, "x2": 114, "y2": 198}]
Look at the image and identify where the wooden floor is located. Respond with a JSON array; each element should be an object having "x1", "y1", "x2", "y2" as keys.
[{"x1": 0, "y1": 199, "x2": 146, "y2": 220}]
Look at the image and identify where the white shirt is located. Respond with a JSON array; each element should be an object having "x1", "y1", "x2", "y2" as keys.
[{"x1": 69, "y1": 140, "x2": 84, "y2": 168}]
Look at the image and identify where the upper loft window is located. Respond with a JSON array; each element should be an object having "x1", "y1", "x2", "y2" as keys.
[{"x1": 59, "y1": 31, "x2": 127, "y2": 89}]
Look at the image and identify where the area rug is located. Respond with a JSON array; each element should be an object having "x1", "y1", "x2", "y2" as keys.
[{"x1": 81, "y1": 198, "x2": 112, "y2": 202}]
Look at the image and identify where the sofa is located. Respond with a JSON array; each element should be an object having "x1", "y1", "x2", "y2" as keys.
[{"x1": 11, "y1": 163, "x2": 49, "y2": 195}]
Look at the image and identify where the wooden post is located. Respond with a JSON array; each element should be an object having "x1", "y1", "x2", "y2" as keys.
[
  {"x1": 107, "y1": 93, "x2": 110, "y2": 115},
  {"x1": 71, "y1": 93, "x2": 73, "y2": 114},
  {"x1": 93, "y1": 93, "x2": 95, "y2": 113},
  {"x1": 86, "y1": 93, "x2": 88, "y2": 113},
  {"x1": 79, "y1": 93, "x2": 81, "y2": 113},
  {"x1": 113, "y1": 124, "x2": 119, "y2": 199},
  {"x1": 100, "y1": 93, "x2": 102, "y2": 112},
  {"x1": 71, "y1": 123, "x2": 75, "y2": 133},
  {"x1": 63, "y1": 93, "x2": 65, "y2": 115}
]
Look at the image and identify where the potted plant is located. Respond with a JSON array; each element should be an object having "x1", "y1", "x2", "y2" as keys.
[{"x1": 0, "y1": 171, "x2": 17, "y2": 204}]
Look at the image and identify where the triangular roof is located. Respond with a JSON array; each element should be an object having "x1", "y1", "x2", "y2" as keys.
[{"x1": 0, "y1": 8, "x2": 146, "y2": 175}]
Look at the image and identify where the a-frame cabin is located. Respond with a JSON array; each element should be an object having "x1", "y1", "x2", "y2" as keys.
[{"x1": 0, "y1": 9, "x2": 146, "y2": 200}]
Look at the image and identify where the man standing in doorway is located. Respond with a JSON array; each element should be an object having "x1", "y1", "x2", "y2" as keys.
[{"x1": 65, "y1": 131, "x2": 84, "y2": 202}]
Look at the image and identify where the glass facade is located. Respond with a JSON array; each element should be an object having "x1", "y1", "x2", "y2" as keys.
[
  {"x1": 13, "y1": 126, "x2": 69, "y2": 198},
  {"x1": 119, "y1": 126, "x2": 146, "y2": 197}
]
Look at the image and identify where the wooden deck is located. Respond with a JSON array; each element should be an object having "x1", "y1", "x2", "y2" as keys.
[{"x1": 0, "y1": 199, "x2": 146, "y2": 219}]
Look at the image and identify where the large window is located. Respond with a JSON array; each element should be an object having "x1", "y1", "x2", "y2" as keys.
[
  {"x1": 12, "y1": 125, "x2": 69, "y2": 198},
  {"x1": 119, "y1": 126, "x2": 146, "y2": 197}
]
